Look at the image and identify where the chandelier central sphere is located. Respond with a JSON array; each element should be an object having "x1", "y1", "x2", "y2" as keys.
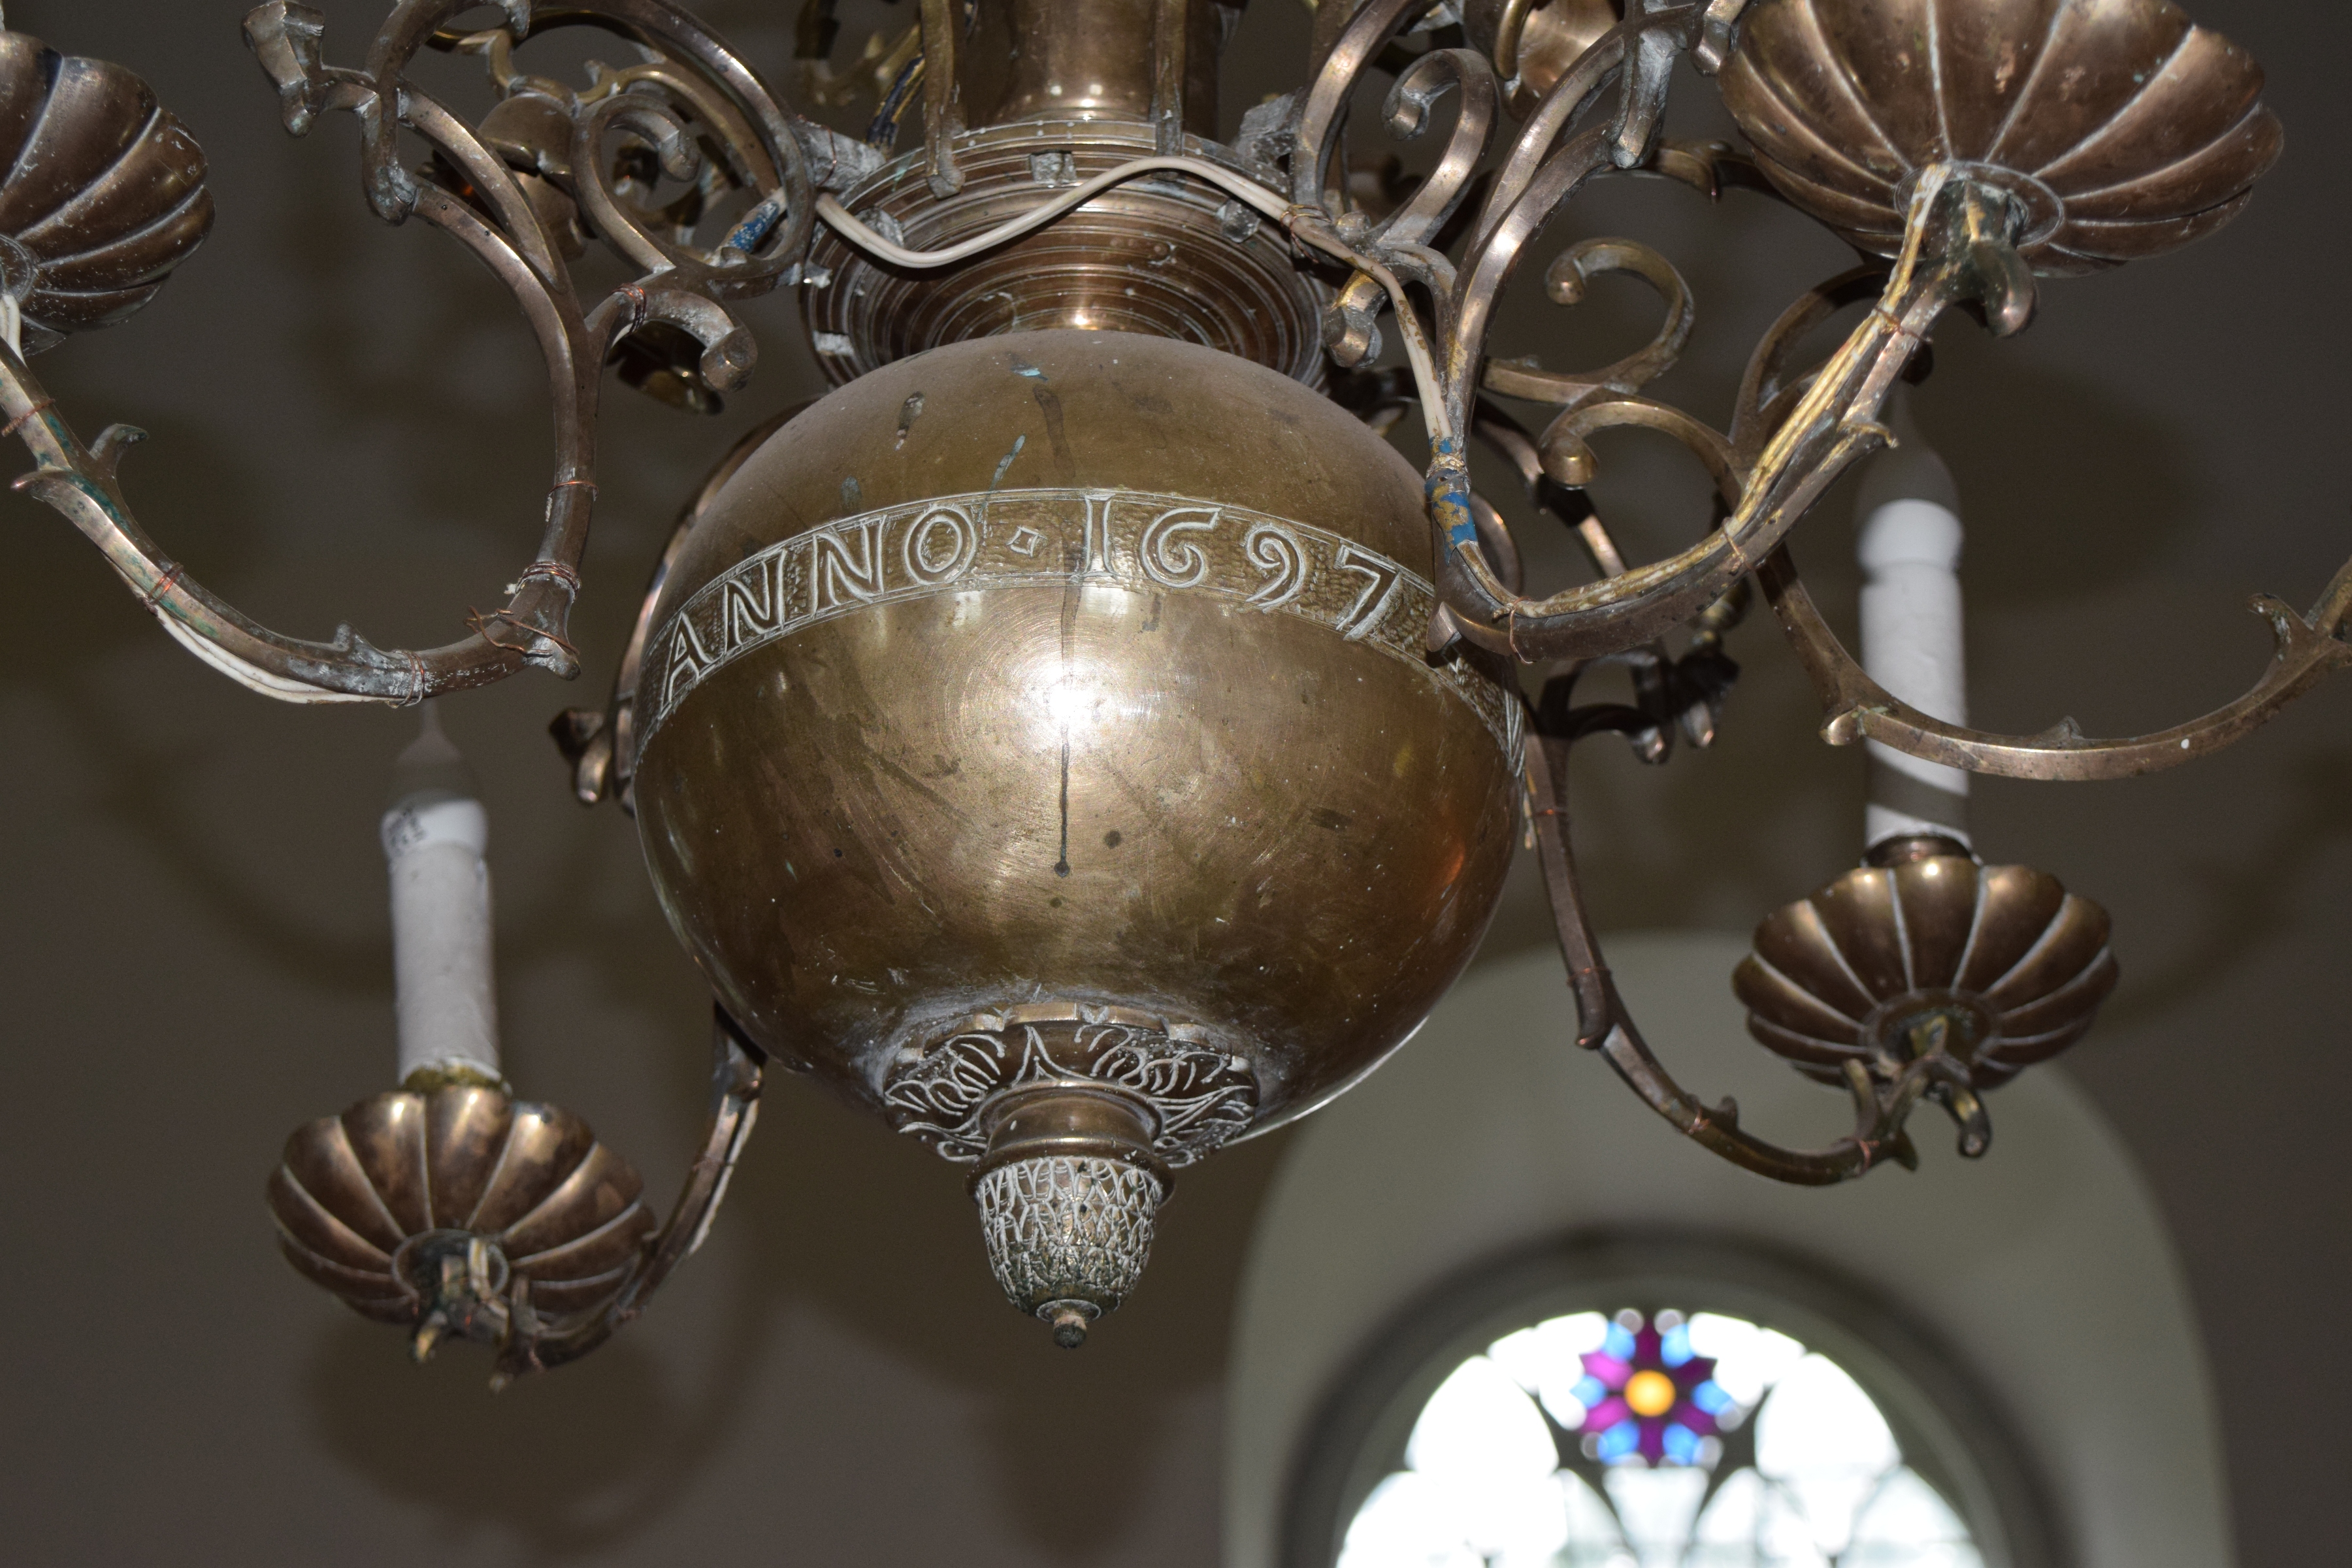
[
  {"x1": 634, "y1": 331, "x2": 1518, "y2": 1338},
  {"x1": 0, "y1": 0, "x2": 2337, "y2": 1375}
]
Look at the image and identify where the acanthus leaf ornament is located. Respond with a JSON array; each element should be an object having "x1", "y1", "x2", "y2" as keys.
[
  {"x1": 883, "y1": 1004, "x2": 1258, "y2": 1341},
  {"x1": 883, "y1": 1005, "x2": 1260, "y2": 1168}
]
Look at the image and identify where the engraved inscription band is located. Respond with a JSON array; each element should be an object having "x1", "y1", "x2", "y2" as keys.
[{"x1": 644, "y1": 487, "x2": 1522, "y2": 759}]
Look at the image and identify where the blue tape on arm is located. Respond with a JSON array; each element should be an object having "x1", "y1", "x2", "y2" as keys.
[{"x1": 1426, "y1": 437, "x2": 1479, "y2": 550}]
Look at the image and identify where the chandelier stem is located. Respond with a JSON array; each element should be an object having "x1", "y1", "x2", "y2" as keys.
[
  {"x1": 977, "y1": 0, "x2": 1217, "y2": 136},
  {"x1": 810, "y1": 155, "x2": 1454, "y2": 438}
]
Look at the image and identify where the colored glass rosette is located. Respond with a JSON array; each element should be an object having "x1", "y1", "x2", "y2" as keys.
[{"x1": 1569, "y1": 1311, "x2": 1742, "y2": 1466}]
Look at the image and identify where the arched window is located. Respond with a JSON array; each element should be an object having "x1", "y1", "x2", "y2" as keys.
[
  {"x1": 1339, "y1": 1304, "x2": 1985, "y2": 1567},
  {"x1": 1286, "y1": 1237, "x2": 2042, "y2": 1568},
  {"x1": 1229, "y1": 941, "x2": 2233, "y2": 1568}
]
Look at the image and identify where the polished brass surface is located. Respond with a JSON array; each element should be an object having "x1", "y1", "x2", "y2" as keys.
[
  {"x1": 7, "y1": 0, "x2": 2332, "y2": 779},
  {"x1": 552, "y1": 404, "x2": 808, "y2": 811},
  {"x1": 0, "y1": 30, "x2": 214, "y2": 349},
  {"x1": 1735, "y1": 857, "x2": 2119, "y2": 1086},
  {"x1": 1462, "y1": 0, "x2": 1624, "y2": 110},
  {"x1": 268, "y1": 1085, "x2": 657, "y2": 1348},
  {"x1": 1733, "y1": 855, "x2": 2119, "y2": 1153},
  {"x1": 803, "y1": 120, "x2": 1328, "y2": 384},
  {"x1": 1718, "y1": 0, "x2": 2283, "y2": 272},
  {"x1": 979, "y1": 0, "x2": 1222, "y2": 134},
  {"x1": 976, "y1": 1081, "x2": 1167, "y2": 1182},
  {"x1": 633, "y1": 329, "x2": 1519, "y2": 1151}
]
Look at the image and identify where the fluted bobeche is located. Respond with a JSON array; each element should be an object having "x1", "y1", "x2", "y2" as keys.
[
  {"x1": 0, "y1": 31, "x2": 214, "y2": 346},
  {"x1": 269, "y1": 1085, "x2": 658, "y2": 1361},
  {"x1": 1718, "y1": 0, "x2": 2282, "y2": 272}
]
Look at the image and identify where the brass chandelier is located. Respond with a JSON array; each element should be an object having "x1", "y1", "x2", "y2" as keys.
[{"x1": 0, "y1": 0, "x2": 2335, "y2": 1378}]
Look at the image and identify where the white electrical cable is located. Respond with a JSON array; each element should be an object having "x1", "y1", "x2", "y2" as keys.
[{"x1": 812, "y1": 156, "x2": 1455, "y2": 444}]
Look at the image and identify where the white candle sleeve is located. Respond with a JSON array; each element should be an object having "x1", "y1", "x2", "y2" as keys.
[
  {"x1": 1857, "y1": 495, "x2": 1972, "y2": 852},
  {"x1": 380, "y1": 793, "x2": 501, "y2": 1085}
]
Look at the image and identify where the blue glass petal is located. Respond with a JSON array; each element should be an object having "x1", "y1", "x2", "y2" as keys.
[
  {"x1": 1662, "y1": 1422, "x2": 1703, "y2": 1465},
  {"x1": 1597, "y1": 1420, "x2": 1642, "y2": 1462},
  {"x1": 1690, "y1": 1379, "x2": 1736, "y2": 1416},
  {"x1": 1603, "y1": 1322, "x2": 1638, "y2": 1361},
  {"x1": 1572, "y1": 1375, "x2": 1610, "y2": 1408},
  {"x1": 1661, "y1": 1324, "x2": 1695, "y2": 1366}
]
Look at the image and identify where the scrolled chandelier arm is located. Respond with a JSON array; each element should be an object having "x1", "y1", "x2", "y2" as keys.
[
  {"x1": 1293, "y1": 0, "x2": 2352, "y2": 785},
  {"x1": 1, "y1": 0, "x2": 849, "y2": 705},
  {"x1": 1524, "y1": 731, "x2": 1944, "y2": 1184},
  {"x1": 531, "y1": 1007, "x2": 769, "y2": 1371},
  {"x1": 1449, "y1": 165, "x2": 2029, "y2": 660},
  {"x1": 0, "y1": 0, "x2": 2340, "y2": 1365},
  {"x1": 480, "y1": 1006, "x2": 768, "y2": 1382},
  {"x1": 5, "y1": 0, "x2": 2336, "y2": 746},
  {"x1": 1759, "y1": 545, "x2": 2352, "y2": 780}
]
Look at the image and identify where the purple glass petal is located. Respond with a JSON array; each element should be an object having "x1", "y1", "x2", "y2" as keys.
[
  {"x1": 1582, "y1": 1351, "x2": 1633, "y2": 1388},
  {"x1": 1636, "y1": 1418, "x2": 1667, "y2": 1462},
  {"x1": 1581, "y1": 1396, "x2": 1631, "y2": 1433}
]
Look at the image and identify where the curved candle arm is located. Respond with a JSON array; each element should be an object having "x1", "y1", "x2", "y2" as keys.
[
  {"x1": 1433, "y1": 167, "x2": 2033, "y2": 662},
  {"x1": 1523, "y1": 730, "x2": 1990, "y2": 1185},
  {"x1": 2, "y1": 0, "x2": 819, "y2": 704},
  {"x1": 1760, "y1": 544, "x2": 2352, "y2": 781},
  {"x1": 1272, "y1": 7, "x2": 2351, "y2": 779},
  {"x1": 495, "y1": 1005, "x2": 766, "y2": 1382},
  {"x1": 1, "y1": 184, "x2": 600, "y2": 703}
]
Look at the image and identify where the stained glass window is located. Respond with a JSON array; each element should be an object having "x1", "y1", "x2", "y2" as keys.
[{"x1": 1335, "y1": 1309, "x2": 1982, "y2": 1568}]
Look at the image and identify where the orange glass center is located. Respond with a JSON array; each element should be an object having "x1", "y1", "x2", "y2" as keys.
[{"x1": 1624, "y1": 1369, "x2": 1678, "y2": 1418}]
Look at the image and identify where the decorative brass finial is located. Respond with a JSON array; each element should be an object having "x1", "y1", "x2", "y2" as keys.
[
  {"x1": 886, "y1": 1002, "x2": 1254, "y2": 1341},
  {"x1": 971, "y1": 1087, "x2": 1172, "y2": 1347}
]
